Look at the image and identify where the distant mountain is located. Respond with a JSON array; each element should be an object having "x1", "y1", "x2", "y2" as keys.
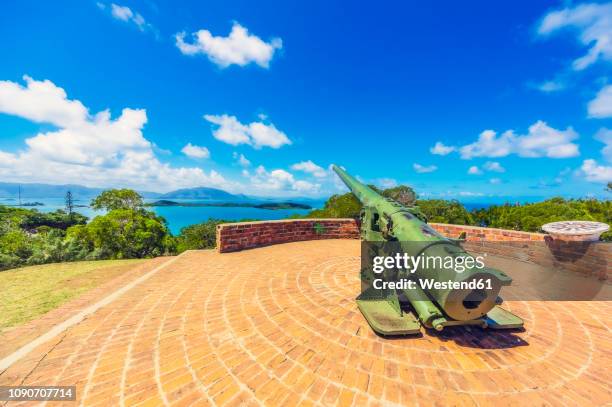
[
  {"x1": 160, "y1": 187, "x2": 247, "y2": 201},
  {"x1": 0, "y1": 182, "x2": 317, "y2": 203},
  {"x1": 147, "y1": 200, "x2": 312, "y2": 210},
  {"x1": 0, "y1": 182, "x2": 160, "y2": 199}
]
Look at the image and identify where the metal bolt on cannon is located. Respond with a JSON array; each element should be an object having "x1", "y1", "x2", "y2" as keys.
[{"x1": 332, "y1": 165, "x2": 524, "y2": 336}]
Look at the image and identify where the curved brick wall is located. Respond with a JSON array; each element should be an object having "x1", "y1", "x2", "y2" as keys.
[
  {"x1": 429, "y1": 223, "x2": 545, "y2": 241},
  {"x1": 216, "y1": 219, "x2": 360, "y2": 253},
  {"x1": 216, "y1": 219, "x2": 545, "y2": 253},
  {"x1": 435, "y1": 224, "x2": 609, "y2": 280},
  {"x1": 217, "y1": 219, "x2": 609, "y2": 279}
]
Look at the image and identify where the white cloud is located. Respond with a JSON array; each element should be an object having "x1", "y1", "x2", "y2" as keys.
[
  {"x1": 538, "y1": 3, "x2": 612, "y2": 71},
  {"x1": 0, "y1": 75, "x2": 88, "y2": 128},
  {"x1": 458, "y1": 191, "x2": 485, "y2": 197},
  {"x1": 204, "y1": 114, "x2": 291, "y2": 149},
  {"x1": 98, "y1": 3, "x2": 151, "y2": 32},
  {"x1": 232, "y1": 152, "x2": 251, "y2": 167},
  {"x1": 0, "y1": 76, "x2": 229, "y2": 192},
  {"x1": 175, "y1": 23, "x2": 282, "y2": 68},
  {"x1": 430, "y1": 141, "x2": 455, "y2": 155},
  {"x1": 249, "y1": 165, "x2": 319, "y2": 194},
  {"x1": 537, "y1": 80, "x2": 566, "y2": 93},
  {"x1": 459, "y1": 121, "x2": 579, "y2": 159},
  {"x1": 181, "y1": 143, "x2": 210, "y2": 159},
  {"x1": 459, "y1": 130, "x2": 513, "y2": 159},
  {"x1": 376, "y1": 178, "x2": 398, "y2": 189},
  {"x1": 467, "y1": 162, "x2": 505, "y2": 175},
  {"x1": 413, "y1": 163, "x2": 438, "y2": 173},
  {"x1": 467, "y1": 166, "x2": 482, "y2": 175},
  {"x1": 110, "y1": 4, "x2": 132, "y2": 21},
  {"x1": 580, "y1": 159, "x2": 612, "y2": 182},
  {"x1": 588, "y1": 84, "x2": 612, "y2": 118},
  {"x1": 291, "y1": 160, "x2": 327, "y2": 177},
  {"x1": 293, "y1": 180, "x2": 319, "y2": 193},
  {"x1": 0, "y1": 151, "x2": 17, "y2": 167},
  {"x1": 489, "y1": 178, "x2": 502, "y2": 185},
  {"x1": 595, "y1": 128, "x2": 612, "y2": 162},
  {"x1": 483, "y1": 161, "x2": 505, "y2": 172}
]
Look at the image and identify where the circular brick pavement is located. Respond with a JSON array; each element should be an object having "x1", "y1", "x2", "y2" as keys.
[{"x1": 0, "y1": 240, "x2": 610, "y2": 406}]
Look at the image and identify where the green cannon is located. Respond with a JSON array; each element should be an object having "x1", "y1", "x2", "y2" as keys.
[{"x1": 332, "y1": 165, "x2": 523, "y2": 335}]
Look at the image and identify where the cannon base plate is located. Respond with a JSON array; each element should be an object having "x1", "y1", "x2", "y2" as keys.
[
  {"x1": 484, "y1": 306, "x2": 524, "y2": 329},
  {"x1": 356, "y1": 298, "x2": 421, "y2": 335},
  {"x1": 357, "y1": 299, "x2": 523, "y2": 335}
]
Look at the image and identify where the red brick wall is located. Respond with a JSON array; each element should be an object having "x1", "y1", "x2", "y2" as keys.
[
  {"x1": 216, "y1": 219, "x2": 360, "y2": 253},
  {"x1": 429, "y1": 223, "x2": 545, "y2": 241},
  {"x1": 429, "y1": 223, "x2": 609, "y2": 280},
  {"x1": 216, "y1": 219, "x2": 609, "y2": 280}
]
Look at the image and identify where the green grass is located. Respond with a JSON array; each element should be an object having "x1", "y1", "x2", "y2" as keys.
[{"x1": 0, "y1": 259, "x2": 146, "y2": 332}]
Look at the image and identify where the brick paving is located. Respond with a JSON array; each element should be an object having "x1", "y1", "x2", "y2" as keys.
[
  {"x1": 0, "y1": 258, "x2": 171, "y2": 359},
  {"x1": 0, "y1": 240, "x2": 610, "y2": 406}
]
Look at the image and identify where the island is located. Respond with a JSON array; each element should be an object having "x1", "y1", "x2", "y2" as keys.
[
  {"x1": 146, "y1": 200, "x2": 312, "y2": 210},
  {"x1": 15, "y1": 202, "x2": 45, "y2": 207}
]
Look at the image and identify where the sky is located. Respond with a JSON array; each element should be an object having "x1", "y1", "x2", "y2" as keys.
[{"x1": 0, "y1": 0, "x2": 611, "y2": 201}]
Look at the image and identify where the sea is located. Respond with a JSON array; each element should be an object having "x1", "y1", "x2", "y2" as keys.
[
  {"x1": 1, "y1": 197, "x2": 542, "y2": 235},
  {"x1": 0, "y1": 197, "x2": 325, "y2": 235}
]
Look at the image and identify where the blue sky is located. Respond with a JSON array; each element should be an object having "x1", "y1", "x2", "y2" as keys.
[{"x1": 0, "y1": 0, "x2": 611, "y2": 200}]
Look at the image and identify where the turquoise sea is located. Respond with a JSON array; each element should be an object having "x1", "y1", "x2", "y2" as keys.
[
  {"x1": 2, "y1": 197, "x2": 546, "y2": 235},
  {"x1": 1, "y1": 197, "x2": 324, "y2": 235}
]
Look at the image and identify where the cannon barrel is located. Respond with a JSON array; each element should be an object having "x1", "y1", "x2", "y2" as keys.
[{"x1": 332, "y1": 165, "x2": 511, "y2": 325}]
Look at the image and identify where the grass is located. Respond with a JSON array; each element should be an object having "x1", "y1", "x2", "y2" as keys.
[{"x1": 0, "y1": 259, "x2": 146, "y2": 332}]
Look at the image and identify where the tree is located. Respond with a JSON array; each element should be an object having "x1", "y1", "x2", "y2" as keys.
[
  {"x1": 305, "y1": 192, "x2": 362, "y2": 219},
  {"x1": 65, "y1": 191, "x2": 74, "y2": 217},
  {"x1": 382, "y1": 185, "x2": 417, "y2": 206},
  {"x1": 607, "y1": 182, "x2": 611, "y2": 192},
  {"x1": 416, "y1": 199, "x2": 473, "y2": 225},
  {"x1": 20, "y1": 209, "x2": 87, "y2": 231},
  {"x1": 90, "y1": 189, "x2": 144, "y2": 211},
  {"x1": 175, "y1": 219, "x2": 225, "y2": 252},
  {"x1": 472, "y1": 198, "x2": 611, "y2": 240},
  {"x1": 68, "y1": 209, "x2": 173, "y2": 259},
  {"x1": 301, "y1": 184, "x2": 418, "y2": 219}
]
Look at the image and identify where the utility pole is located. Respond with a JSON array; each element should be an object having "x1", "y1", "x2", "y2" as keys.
[{"x1": 65, "y1": 190, "x2": 74, "y2": 218}]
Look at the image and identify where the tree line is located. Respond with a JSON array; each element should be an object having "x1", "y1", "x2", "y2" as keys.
[
  {"x1": 295, "y1": 185, "x2": 611, "y2": 241},
  {"x1": 1, "y1": 186, "x2": 610, "y2": 270},
  {"x1": 0, "y1": 189, "x2": 231, "y2": 271}
]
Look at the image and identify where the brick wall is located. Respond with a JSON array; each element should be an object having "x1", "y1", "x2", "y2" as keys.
[
  {"x1": 217, "y1": 219, "x2": 609, "y2": 280},
  {"x1": 429, "y1": 223, "x2": 545, "y2": 241},
  {"x1": 216, "y1": 219, "x2": 360, "y2": 253},
  {"x1": 428, "y1": 223, "x2": 609, "y2": 280}
]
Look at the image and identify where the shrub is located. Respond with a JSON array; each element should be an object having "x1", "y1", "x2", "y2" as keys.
[
  {"x1": 382, "y1": 185, "x2": 417, "y2": 206},
  {"x1": 175, "y1": 219, "x2": 224, "y2": 252},
  {"x1": 416, "y1": 199, "x2": 473, "y2": 225},
  {"x1": 0, "y1": 229, "x2": 33, "y2": 260},
  {"x1": 0, "y1": 253, "x2": 21, "y2": 270},
  {"x1": 174, "y1": 219, "x2": 257, "y2": 252},
  {"x1": 71, "y1": 209, "x2": 173, "y2": 259},
  {"x1": 305, "y1": 193, "x2": 362, "y2": 219},
  {"x1": 90, "y1": 189, "x2": 144, "y2": 211}
]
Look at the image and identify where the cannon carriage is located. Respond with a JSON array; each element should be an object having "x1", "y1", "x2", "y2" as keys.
[{"x1": 332, "y1": 165, "x2": 524, "y2": 336}]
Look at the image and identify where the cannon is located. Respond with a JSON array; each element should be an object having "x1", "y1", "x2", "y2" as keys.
[{"x1": 332, "y1": 165, "x2": 523, "y2": 335}]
